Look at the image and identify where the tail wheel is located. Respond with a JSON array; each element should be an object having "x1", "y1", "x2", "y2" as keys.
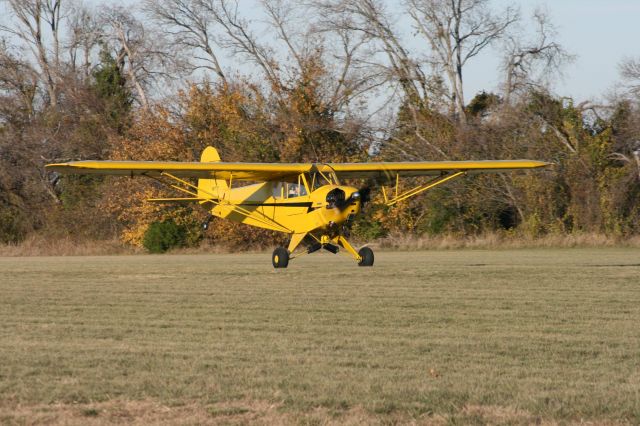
[
  {"x1": 358, "y1": 246, "x2": 374, "y2": 267},
  {"x1": 272, "y1": 247, "x2": 290, "y2": 268}
]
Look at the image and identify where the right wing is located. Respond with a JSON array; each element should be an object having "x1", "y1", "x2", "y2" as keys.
[{"x1": 46, "y1": 160, "x2": 312, "y2": 182}]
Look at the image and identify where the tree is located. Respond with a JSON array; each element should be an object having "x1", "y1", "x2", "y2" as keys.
[
  {"x1": 91, "y1": 48, "x2": 133, "y2": 132},
  {"x1": 0, "y1": 41, "x2": 39, "y2": 120},
  {"x1": 614, "y1": 57, "x2": 640, "y2": 179},
  {"x1": 314, "y1": 0, "x2": 454, "y2": 161},
  {"x1": 66, "y1": 3, "x2": 102, "y2": 79},
  {"x1": 315, "y1": 0, "x2": 431, "y2": 108},
  {"x1": 406, "y1": 0, "x2": 519, "y2": 124},
  {"x1": 0, "y1": 0, "x2": 63, "y2": 107},
  {"x1": 144, "y1": 0, "x2": 228, "y2": 83},
  {"x1": 98, "y1": 5, "x2": 181, "y2": 109},
  {"x1": 501, "y1": 9, "x2": 573, "y2": 105},
  {"x1": 101, "y1": 107, "x2": 201, "y2": 246},
  {"x1": 620, "y1": 57, "x2": 640, "y2": 99}
]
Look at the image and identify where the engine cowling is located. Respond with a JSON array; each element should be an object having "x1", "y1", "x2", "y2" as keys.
[{"x1": 325, "y1": 188, "x2": 346, "y2": 208}]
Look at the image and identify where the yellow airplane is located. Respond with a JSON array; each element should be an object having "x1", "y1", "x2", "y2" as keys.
[{"x1": 46, "y1": 147, "x2": 548, "y2": 268}]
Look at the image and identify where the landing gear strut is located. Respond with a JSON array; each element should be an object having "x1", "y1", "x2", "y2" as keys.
[{"x1": 335, "y1": 235, "x2": 373, "y2": 267}]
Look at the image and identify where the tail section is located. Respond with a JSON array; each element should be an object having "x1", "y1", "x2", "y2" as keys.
[{"x1": 198, "y1": 146, "x2": 229, "y2": 200}]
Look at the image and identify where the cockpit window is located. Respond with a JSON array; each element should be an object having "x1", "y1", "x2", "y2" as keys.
[
  {"x1": 287, "y1": 183, "x2": 307, "y2": 198},
  {"x1": 273, "y1": 182, "x2": 308, "y2": 199},
  {"x1": 309, "y1": 171, "x2": 338, "y2": 189}
]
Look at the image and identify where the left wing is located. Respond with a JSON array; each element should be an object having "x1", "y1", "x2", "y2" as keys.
[{"x1": 327, "y1": 160, "x2": 549, "y2": 181}]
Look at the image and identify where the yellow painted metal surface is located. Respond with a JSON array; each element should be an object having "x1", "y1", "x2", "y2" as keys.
[
  {"x1": 208, "y1": 182, "x2": 361, "y2": 235},
  {"x1": 46, "y1": 159, "x2": 550, "y2": 182},
  {"x1": 197, "y1": 146, "x2": 229, "y2": 200}
]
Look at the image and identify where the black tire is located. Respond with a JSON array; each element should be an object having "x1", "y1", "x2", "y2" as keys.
[
  {"x1": 358, "y1": 246, "x2": 374, "y2": 267},
  {"x1": 272, "y1": 247, "x2": 290, "y2": 268}
]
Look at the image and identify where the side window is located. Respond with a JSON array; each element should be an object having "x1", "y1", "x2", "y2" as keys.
[
  {"x1": 286, "y1": 183, "x2": 306, "y2": 198},
  {"x1": 273, "y1": 181, "x2": 308, "y2": 199},
  {"x1": 273, "y1": 182, "x2": 285, "y2": 199}
]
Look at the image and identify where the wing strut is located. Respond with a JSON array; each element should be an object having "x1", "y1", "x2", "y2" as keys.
[{"x1": 383, "y1": 171, "x2": 466, "y2": 206}]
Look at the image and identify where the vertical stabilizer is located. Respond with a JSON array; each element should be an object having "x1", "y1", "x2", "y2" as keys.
[{"x1": 198, "y1": 147, "x2": 228, "y2": 200}]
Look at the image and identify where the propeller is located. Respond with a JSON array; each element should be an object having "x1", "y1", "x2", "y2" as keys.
[
  {"x1": 358, "y1": 186, "x2": 371, "y2": 209},
  {"x1": 326, "y1": 187, "x2": 371, "y2": 211}
]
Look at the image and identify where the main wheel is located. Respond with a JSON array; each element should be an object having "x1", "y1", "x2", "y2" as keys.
[
  {"x1": 357, "y1": 246, "x2": 374, "y2": 267},
  {"x1": 272, "y1": 247, "x2": 290, "y2": 268}
]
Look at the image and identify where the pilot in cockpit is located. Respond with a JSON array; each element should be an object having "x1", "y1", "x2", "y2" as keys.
[{"x1": 288, "y1": 183, "x2": 303, "y2": 198}]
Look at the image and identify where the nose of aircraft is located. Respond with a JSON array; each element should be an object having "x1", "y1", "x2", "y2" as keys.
[
  {"x1": 325, "y1": 187, "x2": 346, "y2": 208},
  {"x1": 325, "y1": 187, "x2": 362, "y2": 212}
]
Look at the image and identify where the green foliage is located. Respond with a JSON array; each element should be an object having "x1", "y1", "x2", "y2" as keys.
[
  {"x1": 465, "y1": 91, "x2": 501, "y2": 117},
  {"x1": 378, "y1": 87, "x2": 640, "y2": 240},
  {"x1": 143, "y1": 219, "x2": 188, "y2": 253},
  {"x1": 58, "y1": 175, "x2": 103, "y2": 209},
  {"x1": 416, "y1": 196, "x2": 460, "y2": 235},
  {"x1": 351, "y1": 206, "x2": 388, "y2": 240},
  {"x1": 91, "y1": 48, "x2": 133, "y2": 132}
]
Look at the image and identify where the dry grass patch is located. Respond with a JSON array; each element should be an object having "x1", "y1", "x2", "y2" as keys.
[
  {"x1": 0, "y1": 235, "x2": 134, "y2": 257},
  {"x1": 377, "y1": 233, "x2": 640, "y2": 250},
  {"x1": 2, "y1": 401, "x2": 630, "y2": 425},
  {"x1": 3, "y1": 233, "x2": 640, "y2": 257},
  {"x1": 0, "y1": 399, "x2": 277, "y2": 425}
]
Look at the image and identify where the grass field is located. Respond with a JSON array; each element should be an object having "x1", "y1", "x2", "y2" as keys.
[{"x1": 1, "y1": 249, "x2": 639, "y2": 424}]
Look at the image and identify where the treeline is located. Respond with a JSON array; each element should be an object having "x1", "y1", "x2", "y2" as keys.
[{"x1": 1, "y1": 0, "x2": 639, "y2": 250}]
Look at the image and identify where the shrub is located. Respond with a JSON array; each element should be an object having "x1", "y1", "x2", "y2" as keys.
[
  {"x1": 0, "y1": 207, "x2": 30, "y2": 244},
  {"x1": 350, "y1": 206, "x2": 388, "y2": 240},
  {"x1": 142, "y1": 219, "x2": 187, "y2": 253}
]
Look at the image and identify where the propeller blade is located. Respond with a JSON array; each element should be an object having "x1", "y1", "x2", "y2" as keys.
[{"x1": 358, "y1": 186, "x2": 371, "y2": 207}]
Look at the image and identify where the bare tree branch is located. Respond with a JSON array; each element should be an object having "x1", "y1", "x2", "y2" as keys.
[
  {"x1": 502, "y1": 8, "x2": 573, "y2": 104},
  {"x1": 144, "y1": 0, "x2": 227, "y2": 83},
  {"x1": 0, "y1": 0, "x2": 64, "y2": 107},
  {"x1": 407, "y1": 0, "x2": 519, "y2": 123},
  {"x1": 99, "y1": 5, "x2": 183, "y2": 109}
]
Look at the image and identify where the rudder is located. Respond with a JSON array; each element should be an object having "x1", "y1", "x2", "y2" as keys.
[{"x1": 198, "y1": 146, "x2": 228, "y2": 200}]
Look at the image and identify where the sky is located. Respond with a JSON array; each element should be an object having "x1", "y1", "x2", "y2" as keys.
[
  {"x1": 463, "y1": 0, "x2": 640, "y2": 102},
  {"x1": 6, "y1": 0, "x2": 639, "y2": 103},
  {"x1": 138, "y1": 0, "x2": 639, "y2": 103}
]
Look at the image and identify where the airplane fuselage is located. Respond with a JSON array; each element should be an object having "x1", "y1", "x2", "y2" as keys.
[{"x1": 207, "y1": 181, "x2": 362, "y2": 236}]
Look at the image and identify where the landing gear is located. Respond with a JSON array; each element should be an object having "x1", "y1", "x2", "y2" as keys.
[
  {"x1": 274, "y1": 233, "x2": 374, "y2": 267},
  {"x1": 336, "y1": 236, "x2": 374, "y2": 267},
  {"x1": 272, "y1": 247, "x2": 289, "y2": 268},
  {"x1": 357, "y1": 246, "x2": 374, "y2": 267}
]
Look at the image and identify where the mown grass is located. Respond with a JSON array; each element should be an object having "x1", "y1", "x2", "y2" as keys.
[{"x1": 0, "y1": 249, "x2": 639, "y2": 424}]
